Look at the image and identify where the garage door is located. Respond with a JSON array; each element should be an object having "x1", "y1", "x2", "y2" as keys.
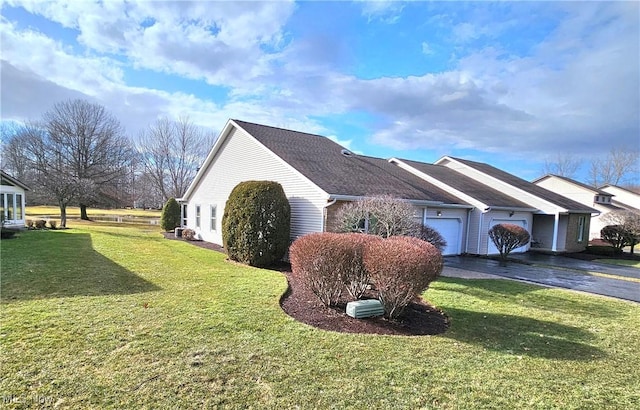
[
  {"x1": 425, "y1": 218, "x2": 461, "y2": 256},
  {"x1": 487, "y1": 219, "x2": 527, "y2": 255}
]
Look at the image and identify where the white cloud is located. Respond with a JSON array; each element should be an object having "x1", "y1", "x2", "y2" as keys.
[{"x1": 421, "y1": 42, "x2": 433, "y2": 55}]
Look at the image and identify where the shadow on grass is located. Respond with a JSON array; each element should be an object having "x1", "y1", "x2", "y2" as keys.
[
  {"x1": 1, "y1": 231, "x2": 161, "y2": 302},
  {"x1": 441, "y1": 307, "x2": 606, "y2": 360}
]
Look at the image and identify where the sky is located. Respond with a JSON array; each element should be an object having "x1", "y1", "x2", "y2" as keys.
[{"x1": 1, "y1": 0, "x2": 639, "y2": 183}]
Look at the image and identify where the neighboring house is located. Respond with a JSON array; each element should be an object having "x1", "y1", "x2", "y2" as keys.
[
  {"x1": 181, "y1": 119, "x2": 597, "y2": 255},
  {"x1": 431, "y1": 157, "x2": 597, "y2": 253},
  {"x1": 390, "y1": 159, "x2": 537, "y2": 255},
  {"x1": 533, "y1": 174, "x2": 620, "y2": 239},
  {"x1": 599, "y1": 185, "x2": 640, "y2": 212},
  {"x1": 0, "y1": 170, "x2": 29, "y2": 230}
]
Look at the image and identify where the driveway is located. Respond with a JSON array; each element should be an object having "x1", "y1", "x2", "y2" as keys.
[{"x1": 443, "y1": 254, "x2": 640, "y2": 303}]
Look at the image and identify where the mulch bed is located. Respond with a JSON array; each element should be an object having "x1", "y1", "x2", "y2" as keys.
[{"x1": 162, "y1": 232, "x2": 450, "y2": 336}]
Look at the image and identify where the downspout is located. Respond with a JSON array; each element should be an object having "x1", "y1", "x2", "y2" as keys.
[
  {"x1": 552, "y1": 213, "x2": 560, "y2": 252},
  {"x1": 321, "y1": 198, "x2": 338, "y2": 232}
]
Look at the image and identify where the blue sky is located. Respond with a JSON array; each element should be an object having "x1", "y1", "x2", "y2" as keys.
[{"x1": 1, "y1": 1, "x2": 638, "y2": 183}]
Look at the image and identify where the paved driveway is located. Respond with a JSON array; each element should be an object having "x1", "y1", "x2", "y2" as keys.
[{"x1": 444, "y1": 254, "x2": 640, "y2": 303}]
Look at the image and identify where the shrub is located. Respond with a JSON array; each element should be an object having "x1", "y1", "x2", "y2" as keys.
[
  {"x1": 488, "y1": 223, "x2": 530, "y2": 265},
  {"x1": 600, "y1": 225, "x2": 630, "y2": 254},
  {"x1": 415, "y1": 225, "x2": 447, "y2": 253},
  {"x1": 26, "y1": 220, "x2": 34, "y2": 229},
  {"x1": 290, "y1": 233, "x2": 379, "y2": 306},
  {"x1": 332, "y1": 195, "x2": 420, "y2": 238},
  {"x1": 160, "y1": 197, "x2": 181, "y2": 232},
  {"x1": 35, "y1": 220, "x2": 47, "y2": 229},
  {"x1": 364, "y1": 236, "x2": 443, "y2": 319},
  {"x1": 222, "y1": 181, "x2": 290, "y2": 267},
  {"x1": 182, "y1": 228, "x2": 196, "y2": 241},
  {"x1": 49, "y1": 220, "x2": 58, "y2": 229}
]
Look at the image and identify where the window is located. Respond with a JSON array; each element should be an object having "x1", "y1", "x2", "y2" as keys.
[
  {"x1": 182, "y1": 204, "x2": 188, "y2": 227},
  {"x1": 6, "y1": 194, "x2": 14, "y2": 220},
  {"x1": 15, "y1": 194, "x2": 23, "y2": 220},
  {"x1": 195, "y1": 205, "x2": 201, "y2": 228},
  {"x1": 210, "y1": 205, "x2": 217, "y2": 231},
  {"x1": 577, "y1": 215, "x2": 586, "y2": 242},
  {"x1": 0, "y1": 192, "x2": 23, "y2": 222}
]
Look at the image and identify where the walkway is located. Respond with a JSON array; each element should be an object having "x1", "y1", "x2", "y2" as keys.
[{"x1": 443, "y1": 254, "x2": 640, "y2": 303}]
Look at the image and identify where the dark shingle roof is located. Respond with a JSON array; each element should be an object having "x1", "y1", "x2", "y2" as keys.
[
  {"x1": 234, "y1": 120, "x2": 469, "y2": 205},
  {"x1": 449, "y1": 157, "x2": 596, "y2": 212},
  {"x1": 399, "y1": 159, "x2": 532, "y2": 209}
]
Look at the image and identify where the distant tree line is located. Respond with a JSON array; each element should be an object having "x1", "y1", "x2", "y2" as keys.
[
  {"x1": 542, "y1": 149, "x2": 639, "y2": 189},
  {"x1": 0, "y1": 99, "x2": 214, "y2": 227}
]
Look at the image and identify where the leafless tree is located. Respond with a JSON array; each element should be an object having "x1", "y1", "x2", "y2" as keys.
[
  {"x1": 601, "y1": 210, "x2": 640, "y2": 254},
  {"x1": 40, "y1": 99, "x2": 133, "y2": 221},
  {"x1": 136, "y1": 116, "x2": 215, "y2": 202},
  {"x1": 1, "y1": 122, "x2": 36, "y2": 184},
  {"x1": 488, "y1": 223, "x2": 531, "y2": 266},
  {"x1": 542, "y1": 154, "x2": 582, "y2": 179},
  {"x1": 589, "y1": 148, "x2": 639, "y2": 188}
]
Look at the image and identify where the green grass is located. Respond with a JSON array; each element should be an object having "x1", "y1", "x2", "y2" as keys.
[
  {"x1": 594, "y1": 259, "x2": 640, "y2": 269},
  {"x1": 2, "y1": 225, "x2": 639, "y2": 409}
]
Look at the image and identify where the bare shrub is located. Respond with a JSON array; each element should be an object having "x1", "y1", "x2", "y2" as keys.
[
  {"x1": 332, "y1": 195, "x2": 421, "y2": 238},
  {"x1": 416, "y1": 225, "x2": 447, "y2": 253},
  {"x1": 48, "y1": 220, "x2": 58, "y2": 229},
  {"x1": 488, "y1": 223, "x2": 530, "y2": 265},
  {"x1": 364, "y1": 236, "x2": 443, "y2": 320},
  {"x1": 290, "y1": 233, "x2": 380, "y2": 306},
  {"x1": 26, "y1": 220, "x2": 34, "y2": 229},
  {"x1": 35, "y1": 220, "x2": 47, "y2": 229},
  {"x1": 182, "y1": 228, "x2": 197, "y2": 241}
]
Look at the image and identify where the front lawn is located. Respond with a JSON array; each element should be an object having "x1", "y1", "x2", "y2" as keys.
[{"x1": 1, "y1": 224, "x2": 639, "y2": 408}]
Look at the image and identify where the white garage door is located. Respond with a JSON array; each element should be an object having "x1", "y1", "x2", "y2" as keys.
[
  {"x1": 487, "y1": 219, "x2": 527, "y2": 255},
  {"x1": 425, "y1": 218, "x2": 461, "y2": 256}
]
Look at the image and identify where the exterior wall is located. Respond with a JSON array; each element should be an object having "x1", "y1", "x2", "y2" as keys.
[
  {"x1": 535, "y1": 178, "x2": 596, "y2": 206},
  {"x1": 531, "y1": 215, "x2": 555, "y2": 250},
  {"x1": 0, "y1": 183, "x2": 27, "y2": 229},
  {"x1": 185, "y1": 126, "x2": 328, "y2": 245},
  {"x1": 564, "y1": 213, "x2": 591, "y2": 252},
  {"x1": 601, "y1": 186, "x2": 640, "y2": 210},
  {"x1": 464, "y1": 209, "x2": 482, "y2": 254}
]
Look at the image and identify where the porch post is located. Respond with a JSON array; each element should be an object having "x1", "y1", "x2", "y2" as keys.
[{"x1": 551, "y1": 213, "x2": 559, "y2": 252}]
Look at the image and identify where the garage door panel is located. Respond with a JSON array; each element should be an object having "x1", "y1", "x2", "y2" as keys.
[{"x1": 425, "y1": 218, "x2": 461, "y2": 256}]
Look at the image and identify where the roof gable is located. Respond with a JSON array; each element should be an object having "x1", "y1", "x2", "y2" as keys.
[
  {"x1": 534, "y1": 174, "x2": 612, "y2": 196},
  {"x1": 438, "y1": 157, "x2": 596, "y2": 213}
]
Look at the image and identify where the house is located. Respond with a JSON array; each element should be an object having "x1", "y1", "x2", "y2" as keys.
[
  {"x1": 180, "y1": 119, "x2": 597, "y2": 256},
  {"x1": 599, "y1": 185, "x2": 640, "y2": 212},
  {"x1": 0, "y1": 170, "x2": 29, "y2": 230},
  {"x1": 533, "y1": 174, "x2": 622, "y2": 239},
  {"x1": 179, "y1": 119, "x2": 473, "y2": 255}
]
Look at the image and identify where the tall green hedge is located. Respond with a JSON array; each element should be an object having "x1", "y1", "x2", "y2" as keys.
[
  {"x1": 160, "y1": 197, "x2": 181, "y2": 232},
  {"x1": 222, "y1": 181, "x2": 291, "y2": 267}
]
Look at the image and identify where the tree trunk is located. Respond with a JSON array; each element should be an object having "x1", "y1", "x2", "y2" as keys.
[
  {"x1": 80, "y1": 203, "x2": 90, "y2": 220},
  {"x1": 59, "y1": 203, "x2": 67, "y2": 228}
]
